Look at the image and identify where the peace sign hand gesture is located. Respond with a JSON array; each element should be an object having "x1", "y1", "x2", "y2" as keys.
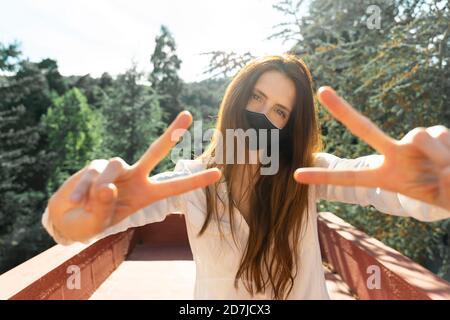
[
  {"x1": 48, "y1": 111, "x2": 221, "y2": 242},
  {"x1": 294, "y1": 87, "x2": 450, "y2": 212}
]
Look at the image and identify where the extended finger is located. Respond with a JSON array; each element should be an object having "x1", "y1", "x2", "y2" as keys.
[
  {"x1": 150, "y1": 168, "x2": 222, "y2": 200},
  {"x1": 294, "y1": 167, "x2": 381, "y2": 188},
  {"x1": 134, "y1": 111, "x2": 193, "y2": 176},
  {"x1": 317, "y1": 86, "x2": 396, "y2": 155}
]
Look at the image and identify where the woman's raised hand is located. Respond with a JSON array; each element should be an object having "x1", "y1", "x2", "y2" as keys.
[
  {"x1": 48, "y1": 111, "x2": 221, "y2": 242},
  {"x1": 294, "y1": 87, "x2": 450, "y2": 211}
]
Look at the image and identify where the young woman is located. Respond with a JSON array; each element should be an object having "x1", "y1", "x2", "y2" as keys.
[{"x1": 43, "y1": 54, "x2": 450, "y2": 299}]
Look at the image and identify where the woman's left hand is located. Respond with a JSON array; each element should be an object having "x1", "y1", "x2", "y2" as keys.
[{"x1": 294, "y1": 86, "x2": 450, "y2": 211}]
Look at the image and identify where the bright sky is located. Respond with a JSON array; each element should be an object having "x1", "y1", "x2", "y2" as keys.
[{"x1": 0, "y1": 0, "x2": 306, "y2": 82}]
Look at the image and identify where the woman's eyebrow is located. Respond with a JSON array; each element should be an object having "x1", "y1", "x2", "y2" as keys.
[
  {"x1": 254, "y1": 88, "x2": 291, "y2": 113},
  {"x1": 276, "y1": 104, "x2": 291, "y2": 113}
]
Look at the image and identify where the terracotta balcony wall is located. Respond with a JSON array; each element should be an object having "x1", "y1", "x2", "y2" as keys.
[
  {"x1": 318, "y1": 212, "x2": 450, "y2": 300},
  {"x1": 1, "y1": 212, "x2": 449, "y2": 300}
]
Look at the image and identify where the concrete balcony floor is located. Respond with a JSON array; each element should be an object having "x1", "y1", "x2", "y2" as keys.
[{"x1": 90, "y1": 244, "x2": 356, "y2": 300}]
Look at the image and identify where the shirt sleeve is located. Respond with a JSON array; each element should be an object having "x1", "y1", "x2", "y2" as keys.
[
  {"x1": 41, "y1": 159, "x2": 195, "y2": 246},
  {"x1": 313, "y1": 152, "x2": 450, "y2": 222}
]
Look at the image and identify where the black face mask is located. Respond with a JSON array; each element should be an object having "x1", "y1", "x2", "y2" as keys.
[{"x1": 244, "y1": 109, "x2": 289, "y2": 151}]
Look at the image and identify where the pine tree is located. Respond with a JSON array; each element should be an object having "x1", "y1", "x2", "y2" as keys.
[
  {"x1": 0, "y1": 43, "x2": 55, "y2": 273},
  {"x1": 149, "y1": 25, "x2": 183, "y2": 123},
  {"x1": 0, "y1": 105, "x2": 51, "y2": 273},
  {"x1": 0, "y1": 42, "x2": 21, "y2": 72},
  {"x1": 103, "y1": 64, "x2": 164, "y2": 166}
]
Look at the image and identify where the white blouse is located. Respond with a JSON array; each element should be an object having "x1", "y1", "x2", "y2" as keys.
[{"x1": 41, "y1": 152, "x2": 450, "y2": 299}]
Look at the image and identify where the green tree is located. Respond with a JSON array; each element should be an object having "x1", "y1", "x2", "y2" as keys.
[
  {"x1": 0, "y1": 43, "x2": 55, "y2": 272},
  {"x1": 0, "y1": 105, "x2": 52, "y2": 273},
  {"x1": 270, "y1": 0, "x2": 450, "y2": 278},
  {"x1": 43, "y1": 88, "x2": 103, "y2": 194},
  {"x1": 0, "y1": 42, "x2": 21, "y2": 72},
  {"x1": 102, "y1": 64, "x2": 165, "y2": 167},
  {"x1": 149, "y1": 25, "x2": 183, "y2": 123},
  {"x1": 37, "y1": 58, "x2": 67, "y2": 96},
  {"x1": 67, "y1": 73, "x2": 113, "y2": 110},
  {"x1": 4, "y1": 59, "x2": 68, "y2": 126},
  {"x1": 180, "y1": 78, "x2": 228, "y2": 123}
]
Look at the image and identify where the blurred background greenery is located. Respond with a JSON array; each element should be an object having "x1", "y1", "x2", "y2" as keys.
[{"x1": 1, "y1": 0, "x2": 449, "y2": 282}]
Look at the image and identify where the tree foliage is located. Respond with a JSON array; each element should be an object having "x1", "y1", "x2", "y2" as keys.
[
  {"x1": 43, "y1": 88, "x2": 103, "y2": 194},
  {"x1": 270, "y1": 0, "x2": 450, "y2": 278},
  {"x1": 149, "y1": 25, "x2": 183, "y2": 123},
  {"x1": 101, "y1": 64, "x2": 165, "y2": 167}
]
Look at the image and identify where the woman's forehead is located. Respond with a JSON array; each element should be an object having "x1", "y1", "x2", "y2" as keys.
[{"x1": 254, "y1": 70, "x2": 296, "y2": 112}]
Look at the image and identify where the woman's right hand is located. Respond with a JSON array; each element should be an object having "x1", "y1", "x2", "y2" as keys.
[{"x1": 47, "y1": 111, "x2": 221, "y2": 243}]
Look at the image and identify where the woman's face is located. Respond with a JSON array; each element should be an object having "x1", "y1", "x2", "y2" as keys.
[{"x1": 246, "y1": 70, "x2": 296, "y2": 129}]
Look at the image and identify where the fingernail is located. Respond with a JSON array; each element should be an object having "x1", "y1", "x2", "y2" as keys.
[
  {"x1": 293, "y1": 170, "x2": 302, "y2": 180},
  {"x1": 71, "y1": 192, "x2": 81, "y2": 202}
]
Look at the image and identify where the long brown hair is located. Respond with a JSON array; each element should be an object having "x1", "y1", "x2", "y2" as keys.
[{"x1": 198, "y1": 54, "x2": 323, "y2": 299}]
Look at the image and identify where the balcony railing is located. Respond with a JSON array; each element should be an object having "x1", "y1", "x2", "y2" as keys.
[{"x1": 1, "y1": 212, "x2": 449, "y2": 300}]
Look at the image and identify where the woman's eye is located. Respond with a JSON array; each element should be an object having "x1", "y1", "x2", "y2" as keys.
[
  {"x1": 276, "y1": 108, "x2": 287, "y2": 119},
  {"x1": 252, "y1": 93, "x2": 261, "y2": 101}
]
